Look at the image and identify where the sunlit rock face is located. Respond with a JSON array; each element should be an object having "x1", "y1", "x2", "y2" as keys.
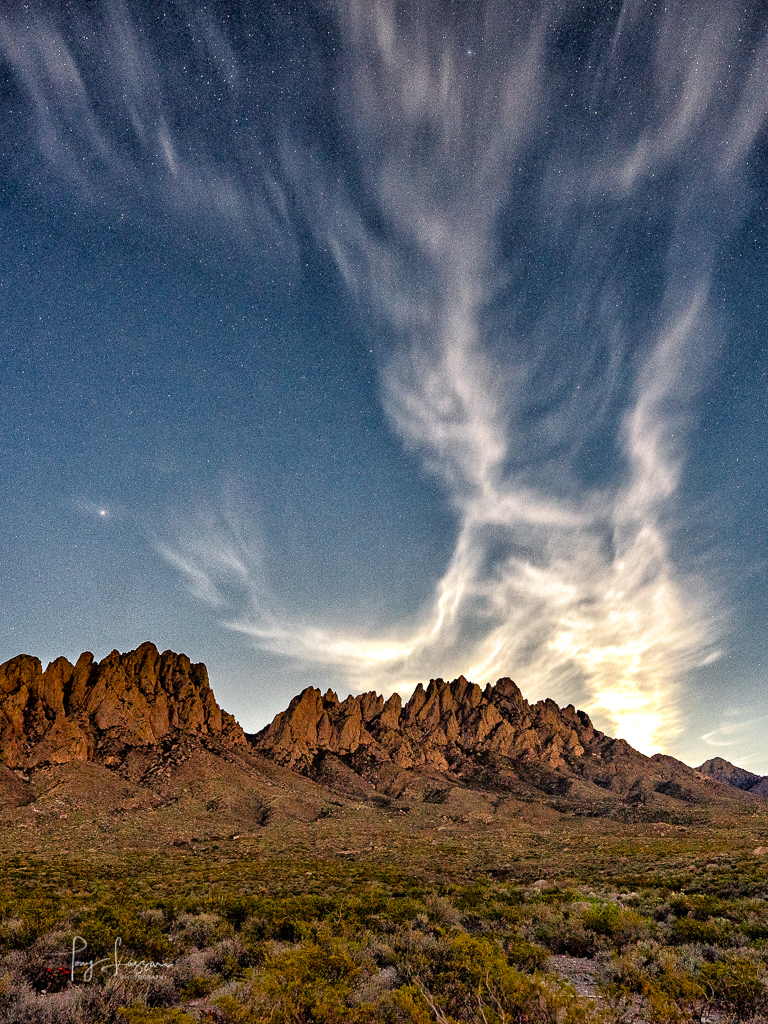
[
  {"x1": 251, "y1": 677, "x2": 755, "y2": 814},
  {"x1": 252, "y1": 674, "x2": 601, "y2": 774},
  {"x1": 0, "y1": 642, "x2": 246, "y2": 769}
]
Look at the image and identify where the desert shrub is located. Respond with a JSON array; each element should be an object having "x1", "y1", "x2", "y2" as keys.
[
  {"x1": 699, "y1": 956, "x2": 768, "y2": 1021},
  {"x1": 240, "y1": 935, "x2": 363, "y2": 1023},
  {"x1": 0, "y1": 970, "x2": 14, "y2": 1000},
  {"x1": 504, "y1": 934, "x2": 549, "y2": 973},
  {"x1": 272, "y1": 917, "x2": 303, "y2": 943},
  {"x1": 203, "y1": 937, "x2": 249, "y2": 976},
  {"x1": 144, "y1": 972, "x2": 178, "y2": 1008},
  {"x1": 741, "y1": 915, "x2": 768, "y2": 942},
  {"x1": 581, "y1": 902, "x2": 648, "y2": 951},
  {"x1": 118, "y1": 1009, "x2": 197, "y2": 1024},
  {"x1": 384, "y1": 897, "x2": 425, "y2": 926},
  {"x1": 669, "y1": 917, "x2": 730, "y2": 946},
  {"x1": 392, "y1": 924, "x2": 446, "y2": 979},
  {"x1": 0, "y1": 891, "x2": 63, "y2": 950},
  {"x1": 529, "y1": 886, "x2": 576, "y2": 906},
  {"x1": 239, "y1": 915, "x2": 272, "y2": 953},
  {"x1": 219, "y1": 897, "x2": 257, "y2": 930},
  {"x1": 597, "y1": 946, "x2": 708, "y2": 1024},
  {"x1": 531, "y1": 905, "x2": 597, "y2": 957},
  {"x1": 0, "y1": 983, "x2": 85, "y2": 1023},
  {"x1": 73, "y1": 897, "x2": 175, "y2": 964},
  {"x1": 451, "y1": 882, "x2": 493, "y2": 914},
  {"x1": 687, "y1": 894, "x2": 727, "y2": 921},
  {"x1": 170, "y1": 946, "x2": 215, "y2": 995},
  {"x1": 174, "y1": 911, "x2": 228, "y2": 948},
  {"x1": 348, "y1": 964, "x2": 400, "y2": 1006},
  {"x1": 177, "y1": 973, "x2": 219, "y2": 1001},
  {"x1": 424, "y1": 893, "x2": 462, "y2": 929},
  {"x1": 402, "y1": 933, "x2": 594, "y2": 1024},
  {"x1": 18, "y1": 931, "x2": 74, "y2": 992},
  {"x1": 0, "y1": 972, "x2": 171, "y2": 1024},
  {"x1": 582, "y1": 902, "x2": 622, "y2": 937},
  {"x1": 139, "y1": 909, "x2": 166, "y2": 927}
]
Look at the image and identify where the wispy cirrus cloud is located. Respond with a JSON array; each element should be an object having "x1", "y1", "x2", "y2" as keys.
[
  {"x1": 7, "y1": 1, "x2": 764, "y2": 753},
  {"x1": 0, "y1": 0, "x2": 294, "y2": 244},
  {"x1": 159, "y1": 1, "x2": 767, "y2": 752},
  {"x1": 701, "y1": 710, "x2": 768, "y2": 779},
  {"x1": 204, "y1": 1, "x2": 762, "y2": 753}
]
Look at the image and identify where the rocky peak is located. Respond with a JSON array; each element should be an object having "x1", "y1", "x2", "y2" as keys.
[
  {"x1": 0, "y1": 642, "x2": 246, "y2": 770},
  {"x1": 252, "y1": 673, "x2": 602, "y2": 774},
  {"x1": 697, "y1": 757, "x2": 767, "y2": 795}
]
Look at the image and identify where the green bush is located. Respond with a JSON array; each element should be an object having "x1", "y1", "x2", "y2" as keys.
[
  {"x1": 177, "y1": 974, "x2": 219, "y2": 1001},
  {"x1": 504, "y1": 934, "x2": 549, "y2": 972},
  {"x1": 237, "y1": 934, "x2": 365, "y2": 1023},
  {"x1": 118, "y1": 1009, "x2": 197, "y2": 1024},
  {"x1": 598, "y1": 947, "x2": 708, "y2": 1024},
  {"x1": 582, "y1": 902, "x2": 622, "y2": 937},
  {"x1": 404, "y1": 932, "x2": 594, "y2": 1024},
  {"x1": 699, "y1": 957, "x2": 768, "y2": 1021},
  {"x1": 669, "y1": 918, "x2": 728, "y2": 945}
]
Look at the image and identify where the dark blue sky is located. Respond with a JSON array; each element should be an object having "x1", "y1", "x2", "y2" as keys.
[{"x1": 1, "y1": 0, "x2": 766, "y2": 770}]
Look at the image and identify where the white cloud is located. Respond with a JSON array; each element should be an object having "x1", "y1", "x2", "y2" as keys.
[
  {"x1": 702, "y1": 714, "x2": 768, "y2": 750},
  {"x1": 156, "y1": 2, "x2": 766, "y2": 753}
]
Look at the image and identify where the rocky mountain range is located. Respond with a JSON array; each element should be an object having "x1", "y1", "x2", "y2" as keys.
[
  {"x1": 0, "y1": 644, "x2": 764, "y2": 826},
  {"x1": 0, "y1": 641, "x2": 246, "y2": 771},
  {"x1": 250, "y1": 675, "x2": 759, "y2": 816}
]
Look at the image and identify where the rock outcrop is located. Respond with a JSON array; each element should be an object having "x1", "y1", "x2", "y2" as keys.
[
  {"x1": 251, "y1": 675, "x2": 744, "y2": 813},
  {"x1": 698, "y1": 757, "x2": 768, "y2": 799},
  {"x1": 253, "y1": 674, "x2": 606, "y2": 775},
  {"x1": 0, "y1": 642, "x2": 246, "y2": 769}
]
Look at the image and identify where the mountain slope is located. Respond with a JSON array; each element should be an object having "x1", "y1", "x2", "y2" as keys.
[
  {"x1": 0, "y1": 641, "x2": 246, "y2": 770},
  {"x1": 0, "y1": 644, "x2": 330, "y2": 841},
  {"x1": 1, "y1": 645, "x2": 761, "y2": 837},
  {"x1": 697, "y1": 756, "x2": 768, "y2": 799},
  {"x1": 251, "y1": 674, "x2": 751, "y2": 819}
]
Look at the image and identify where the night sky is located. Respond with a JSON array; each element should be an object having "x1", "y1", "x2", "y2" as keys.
[{"x1": 1, "y1": 1, "x2": 766, "y2": 771}]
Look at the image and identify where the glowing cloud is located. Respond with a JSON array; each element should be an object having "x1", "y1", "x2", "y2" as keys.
[
  {"x1": 214, "y1": 0, "x2": 752, "y2": 752},
  {"x1": 17, "y1": 1, "x2": 749, "y2": 754}
]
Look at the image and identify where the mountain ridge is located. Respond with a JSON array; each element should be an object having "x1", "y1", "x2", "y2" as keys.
[
  {"x1": 251, "y1": 675, "x2": 597, "y2": 772},
  {"x1": 696, "y1": 756, "x2": 768, "y2": 799},
  {"x1": 249, "y1": 673, "x2": 742, "y2": 817},
  {"x1": 1, "y1": 644, "x2": 764, "y2": 826},
  {"x1": 0, "y1": 641, "x2": 246, "y2": 772}
]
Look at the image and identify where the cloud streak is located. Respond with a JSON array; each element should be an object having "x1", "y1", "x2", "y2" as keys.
[
  {"x1": 6, "y1": 1, "x2": 765, "y2": 752},
  {"x1": 219, "y1": 0, "x2": 758, "y2": 752},
  {"x1": 0, "y1": 0, "x2": 295, "y2": 248},
  {"x1": 170, "y1": 1, "x2": 764, "y2": 752}
]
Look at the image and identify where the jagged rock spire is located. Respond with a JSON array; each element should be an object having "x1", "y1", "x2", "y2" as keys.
[
  {"x1": 0, "y1": 642, "x2": 246, "y2": 769},
  {"x1": 252, "y1": 674, "x2": 600, "y2": 773}
]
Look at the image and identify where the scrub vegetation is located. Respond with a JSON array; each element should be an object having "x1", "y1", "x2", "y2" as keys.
[{"x1": 2, "y1": 820, "x2": 768, "y2": 1023}]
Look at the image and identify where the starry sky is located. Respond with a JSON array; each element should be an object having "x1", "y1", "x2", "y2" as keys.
[{"x1": 1, "y1": 0, "x2": 767, "y2": 771}]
